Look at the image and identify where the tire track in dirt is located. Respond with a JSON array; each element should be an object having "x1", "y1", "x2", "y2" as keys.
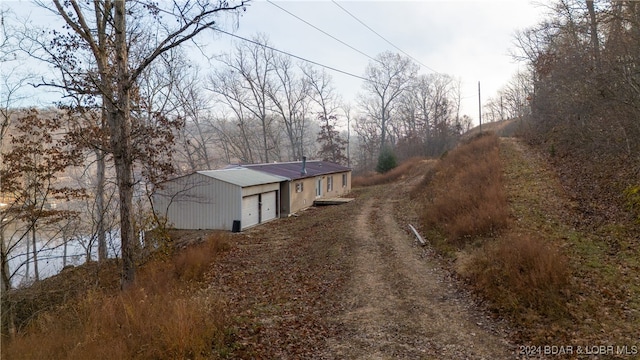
[{"x1": 324, "y1": 185, "x2": 514, "y2": 359}]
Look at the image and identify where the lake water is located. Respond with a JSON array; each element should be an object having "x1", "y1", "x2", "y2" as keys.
[{"x1": 8, "y1": 232, "x2": 122, "y2": 288}]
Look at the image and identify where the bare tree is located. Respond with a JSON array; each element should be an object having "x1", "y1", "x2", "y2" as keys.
[
  {"x1": 359, "y1": 51, "x2": 418, "y2": 152},
  {"x1": 268, "y1": 55, "x2": 311, "y2": 160},
  {"x1": 586, "y1": 0, "x2": 601, "y2": 70},
  {"x1": 392, "y1": 73, "x2": 461, "y2": 158},
  {"x1": 209, "y1": 70, "x2": 259, "y2": 163},
  {"x1": 35, "y1": 0, "x2": 248, "y2": 288},
  {"x1": 484, "y1": 70, "x2": 533, "y2": 123},
  {"x1": 210, "y1": 34, "x2": 276, "y2": 164},
  {"x1": 341, "y1": 102, "x2": 353, "y2": 167},
  {"x1": 303, "y1": 66, "x2": 347, "y2": 163},
  {"x1": 353, "y1": 114, "x2": 381, "y2": 172},
  {"x1": 1, "y1": 8, "x2": 39, "y2": 336},
  {"x1": 171, "y1": 66, "x2": 218, "y2": 172}
]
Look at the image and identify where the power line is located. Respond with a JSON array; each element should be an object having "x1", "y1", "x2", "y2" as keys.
[
  {"x1": 132, "y1": 2, "x2": 373, "y2": 83},
  {"x1": 265, "y1": 0, "x2": 382, "y2": 65},
  {"x1": 215, "y1": 29, "x2": 369, "y2": 82},
  {"x1": 331, "y1": 0, "x2": 439, "y2": 74}
]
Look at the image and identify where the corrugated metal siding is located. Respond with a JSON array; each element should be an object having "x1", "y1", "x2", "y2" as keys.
[{"x1": 153, "y1": 173, "x2": 241, "y2": 230}]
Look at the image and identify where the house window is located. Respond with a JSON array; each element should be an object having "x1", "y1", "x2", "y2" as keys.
[
  {"x1": 295, "y1": 182, "x2": 304, "y2": 193},
  {"x1": 327, "y1": 176, "x2": 333, "y2": 192},
  {"x1": 342, "y1": 173, "x2": 347, "y2": 187}
]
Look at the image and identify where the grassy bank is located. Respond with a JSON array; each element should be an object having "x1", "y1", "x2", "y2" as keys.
[
  {"x1": 2, "y1": 233, "x2": 232, "y2": 359},
  {"x1": 413, "y1": 132, "x2": 640, "y2": 347}
]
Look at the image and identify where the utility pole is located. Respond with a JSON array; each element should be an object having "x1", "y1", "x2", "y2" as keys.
[
  {"x1": 347, "y1": 115, "x2": 350, "y2": 168},
  {"x1": 478, "y1": 81, "x2": 482, "y2": 132}
]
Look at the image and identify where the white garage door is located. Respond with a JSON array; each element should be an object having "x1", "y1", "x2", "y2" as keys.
[
  {"x1": 261, "y1": 191, "x2": 277, "y2": 222},
  {"x1": 242, "y1": 195, "x2": 260, "y2": 229}
]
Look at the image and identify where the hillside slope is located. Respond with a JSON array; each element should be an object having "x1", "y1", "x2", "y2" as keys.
[
  {"x1": 455, "y1": 135, "x2": 640, "y2": 349},
  {"x1": 4, "y1": 134, "x2": 639, "y2": 358}
]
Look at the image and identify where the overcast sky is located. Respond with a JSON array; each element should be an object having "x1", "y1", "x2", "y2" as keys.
[
  {"x1": 217, "y1": 0, "x2": 546, "y2": 123},
  {"x1": 6, "y1": 0, "x2": 547, "y2": 124}
]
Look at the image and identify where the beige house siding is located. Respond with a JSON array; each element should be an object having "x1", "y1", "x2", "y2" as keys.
[
  {"x1": 286, "y1": 171, "x2": 352, "y2": 215},
  {"x1": 241, "y1": 183, "x2": 279, "y2": 197},
  {"x1": 289, "y1": 177, "x2": 318, "y2": 215},
  {"x1": 321, "y1": 172, "x2": 352, "y2": 198}
]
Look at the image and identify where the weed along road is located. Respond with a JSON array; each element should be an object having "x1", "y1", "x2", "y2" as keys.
[{"x1": 210, "y1": 164, "x2": 515, "y2": 359}]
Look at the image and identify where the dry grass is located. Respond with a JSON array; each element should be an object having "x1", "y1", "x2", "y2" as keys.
[
  {"x1": 417, "y1": 133, "x2": 509, "y2": 245},
  {"x1": 419, "y1": 135, "x2": 640, "y2": 346},
  {"x1": 352, "y1": 157, "x2": 428, "y2": 187},
  {"x1": 458, "y1": 235, "x2": 570, "y2": 322},
  {"x1": 3, "y1": 233, "x2": 232, "y2": 360},
  {"x1": 414, "y1": 134, "x2": 580, "y2": 343}
]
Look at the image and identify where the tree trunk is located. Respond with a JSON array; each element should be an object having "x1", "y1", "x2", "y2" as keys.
[
  {"x1": 586, "y1": 0, "x2": 601, "y2": 70},
  {"x1": 111, "y1": 109, "x2": 136, "y2": 290},
  {"x1": 31, "y1": 225, "x2": 39, "y2": 282},
  {"x1": 1, "y1": 293, "x2": 16, "y2": 340},
  {"x1": 1, "y1": 226, "x2": 16, "y2": 339},
  {"x1": 261, "y1": 114, "x2": 269, "y2": 163},
  {"x1": 380, "y1": 103, "x2": 388, "y2": 152},
  {"x1": 113, "y1": 1, "x2": 135, "y2": 289},
  {"x1": 1, "y1": 231, "x2": 10, "y2": 291},
  {"x1": 63, "y1": 236, "x2": 67, "y2": 267},
  {"x1": 96, "y1": 147, "x2": 107, "y2": 261},
  {"x1": 25, "y1": 232, "x2": 29, "y2": 281}
]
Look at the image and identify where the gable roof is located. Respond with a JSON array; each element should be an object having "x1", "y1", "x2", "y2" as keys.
[
  {"x1": 241, "y1": 160, "x2": 351, "y2": 180},
  {"x1": 197, "y1": 168, "x2": 288, "y2": 187}
]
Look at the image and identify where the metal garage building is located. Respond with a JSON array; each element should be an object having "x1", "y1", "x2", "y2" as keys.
[{"x1": 152, "y1": 168, "x2": 288, "y2": 231}]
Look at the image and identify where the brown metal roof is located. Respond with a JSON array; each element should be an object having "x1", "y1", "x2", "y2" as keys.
[{"x1": 241, "y1": 160, "x2": 351, "y2": 180}]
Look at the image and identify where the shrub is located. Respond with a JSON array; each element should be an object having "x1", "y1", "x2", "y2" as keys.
[
  {"x1": 459, "y1": 235, "x2": 570, "y2": 321},
  {"x1": 376, "y1": 146, "x2": 398, "y2": 173},
  {"x1": 419, "y1": 133, "x2": 509, "y2": 244},
  {"x1": 2, "y1": 232, "x2": 232, "y2": 359},
  {"x1": 352, "y1": 157, "x2": 432, "y2": 187},
  {"x1": 173, "y1": 233, "x2": 230, "y2": 282},
  {"x1": 624, "y1": 185, "x2": 640, "y2": 223},
  {"x1": 5, "y1": 287, "x2": 228, "y2": 360}
]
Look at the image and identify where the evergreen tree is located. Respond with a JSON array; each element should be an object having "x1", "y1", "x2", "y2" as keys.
[
  {"x1": 316, "y1": 115, "x2": 348, "y2": 165},
  {"x1": 376, "y1": 146, "x2": 397, "y2": 173}
]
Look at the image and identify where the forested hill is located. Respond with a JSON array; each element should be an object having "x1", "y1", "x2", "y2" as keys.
[{"x1": 512, "y1": 2, "x2": 640, "y2": 228}]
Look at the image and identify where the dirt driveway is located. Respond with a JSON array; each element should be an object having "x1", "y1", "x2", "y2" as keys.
[
  {"x1": 321, "y1": 180, "x2": 514, "y2": 359},
  {"x1": 209, "y1": 171, "x2": 515, "y2": 359}
]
